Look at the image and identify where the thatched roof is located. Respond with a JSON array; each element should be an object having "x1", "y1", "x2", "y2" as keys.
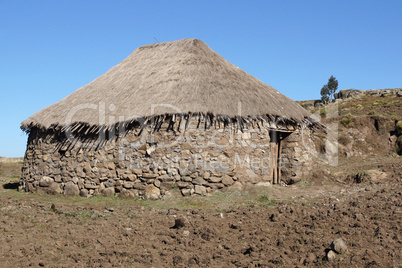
[{"x1": 22, "y1": 38, "x2": 316, "y2": 133}]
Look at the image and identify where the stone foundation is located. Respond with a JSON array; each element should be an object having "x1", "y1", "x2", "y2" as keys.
[{"x1": 21, "y1": 119, "x2": 315, "y2": 198}]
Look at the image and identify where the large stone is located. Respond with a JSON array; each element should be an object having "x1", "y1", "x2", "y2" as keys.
[
  {"x1": 208, "y1": 176, "x2": 222, "y2": 183},
  {"x1": 39, "y1": 176, "x2": 54, "y2": 187},
  {"x1": 194, "y1": 185, "x2": 207, "y2": 195},
  {"x1": 380, "y1": 89, "x2": 392, "y2": 97},
  {"x1": 227, "y1": 181, "x2": 243, "y2": 191},
  {"x1": 221, "y1": 175, "x2": 234, "y2": 186},
  {"x1": 64, "y1": 181, "x2": 80, "y2": 196},
  {"x1": 255, "y1": 182, "x2": 271, "y2": 187},
  {"x1": 159, "y1": 181, "x2": 174, "y2": 191},
  {"x1": 142, "y1": 173, "x2": 158, "y2": 179},
  {"x1": 366, "y1": 89, "x2": 381, "y2": 96},
  {"x1": 145, "y1": 184, "x2": 160, "y2": 200},
  {"x1": 214, "y1": 165, "x2": 229, "y2": 173},
  {"x1": 123, "y1": 182, "x2": 134, "y2": 189},
  {"x1": 181, "y1": 188, "x2": 192, "y2": 196},
  {"x1": 176, "y1": 181, "x2": 191, "y2": 188},
  {"x1": 102, "y1": 187, "x2": 115, "y2": 197},
  {"x1": 334, "y1": 89, "x2": 364, "y2": 99},
  {"x1": 132, "y1": 168, "x2": 142, "y2": 175},
  {"x1": 215, "y1": 137, "x2": 229, "y2": 145},
  {"x1": 119, "y1": 189, "x2": 135, "y2": 199},
  {"x1": 193, "y1": 177, "x2": 207, "y2": 185},
  {"x1": 107, "y1": 162, "x2": 115, "y2": 170},
  {"x1": 236, "y1": 168, "x2": 259, "y2": 183},
  {"x1": 80, "y1": 189, "x2": 89, "y2": 197},
  {"x1": 330, "y1": 238, "x2": 348, "y2": 254},
  {"x1": 47, "y1": 182, "x2": 63, "y2": 195}
]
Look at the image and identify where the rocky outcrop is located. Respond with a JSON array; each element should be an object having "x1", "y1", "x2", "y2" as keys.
[
  {"x1": 334, "y1": 89, "x2": 365, "y2": 99},
  {"x1": 335, "y1": 88, "x2": 402, "y2": 99}
]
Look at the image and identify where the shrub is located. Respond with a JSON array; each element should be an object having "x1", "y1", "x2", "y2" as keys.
[
  {"x1": 396, "y1": 136, "x2": 402, "y2": 155},
  {"x1": 396, "y1": 121, "x2": 402, "y2": 135},
  {"x1": 320, "y1": 109, "x2": 328, "y2": 116},
  {"x1": 368, "y1": 110, "x2": 375, "y2": 115},
  {"x1": 341, "y1": 117, "x2": 351, "y2": 127},
  {"x1": 338, "y1": 135, "x2": 351, "y2": 146}
]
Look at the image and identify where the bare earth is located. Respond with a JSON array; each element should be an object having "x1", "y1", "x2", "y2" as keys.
[
  {"x1": 1, "y1": 95, "x2": 401, "y2": 267},
  {"x1": 0, "y1": 158, "x2": 401, "y2": 267}
]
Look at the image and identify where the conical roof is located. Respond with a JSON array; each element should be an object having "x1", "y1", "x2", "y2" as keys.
[{"x1": 21, "y1": 38, "x2": 313, "y2": 131}]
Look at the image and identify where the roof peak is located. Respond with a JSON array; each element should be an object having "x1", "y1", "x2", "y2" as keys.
[{"x1": 22, "y1": 38, "x2": 312, "y2": 131}]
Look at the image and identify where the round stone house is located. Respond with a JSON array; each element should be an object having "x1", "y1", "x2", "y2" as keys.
[{"x1": 20, "y1": 39, "x2": 321, "y2": 198}]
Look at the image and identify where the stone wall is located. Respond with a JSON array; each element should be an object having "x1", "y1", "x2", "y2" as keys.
[{"x1": 21, "y1": 119, "x2": 315, "y2": 198}]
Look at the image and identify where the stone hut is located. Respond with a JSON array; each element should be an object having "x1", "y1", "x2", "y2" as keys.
[{"x1": 20, "y1": 38, "x2": 320, "y2": 198}]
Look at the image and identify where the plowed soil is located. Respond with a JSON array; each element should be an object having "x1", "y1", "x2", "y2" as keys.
[{"x1": 1, "y1": 159, "x2": 401, "y2": 267}]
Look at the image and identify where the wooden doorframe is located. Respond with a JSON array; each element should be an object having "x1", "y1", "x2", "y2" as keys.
[{"x1": 270, "y1": 131, "x2": 292, "y2": 184}]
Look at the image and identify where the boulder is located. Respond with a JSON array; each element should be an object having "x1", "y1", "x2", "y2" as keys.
[
  {"x1": 145, "y1": 184, "x2": 160, "y2": 200},
  {"x1": 119, "y1": 189, "x2": 136, "y2": 199},
  {"x1": 221, "y1": 175, "x2": 234, "y2": 186},
  {"x1": 194, "y1": 185, "x2": 207, "y2": 195},
  {"x1": 181, "y1": 188, "x2": 192, "y2": 196},
  {"x1": 80, "y1": 189, "x2": 89, "y2": 197},
  {"x1": 208, "y1": 176, "x2": 222, "y2": 183},
  {"x1": 64, "y1": 181, "x2": 80, "y2": 196},
  {"x1": 102, "y1": 187, "x2": 115, "y2": 197},
  {"x1": 366, "y1": 89, "x2": 381, "y2": 96},
  {"x1": 227, "y1": 181, "x2": 243, "y2": 191},
  {"x1": 47, "y1": 182, "x2": 63, "y2": 195},
  {"x1": 193, "y1": 177, "x2": 207, "y2": 185},
  {"x1": 380, "y1": 89, "x2": 392, "y2": 97},
  {"x1": 255, "y1": 182, "x2": 271, "y2": 187},
  {"x1": 335, "y1": 89, "x2": 364, "y2": 99}
]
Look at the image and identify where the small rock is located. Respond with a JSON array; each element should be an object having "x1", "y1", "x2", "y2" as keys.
[
  {"x1": 327, "y1": 250, "x2": 336, "y2": 261},
  {"x1": 331, "y1": 238, "x2": 348, "y2": 254},
  {"x1": 183, "y1": 230, "x2": 190, "y2": 236}
]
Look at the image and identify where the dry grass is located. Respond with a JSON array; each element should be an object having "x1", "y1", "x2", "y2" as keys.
[{"x1": 22, "y1": 39, "x2": 312, "y2": 132}]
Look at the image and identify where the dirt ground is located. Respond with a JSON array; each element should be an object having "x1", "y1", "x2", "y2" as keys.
[
  {"x1": 0, "y1": 157, "x2": 401, "y2": 268},
  {"x1": 1, "y1": 95, "x2": 401, "y2": 267}
]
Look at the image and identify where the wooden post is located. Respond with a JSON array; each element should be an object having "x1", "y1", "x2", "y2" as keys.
[
  {"x1": 273, "y1": 142, "x2": 278, "y2": 184},
  {"x1": 277, "y1": 134, "x2": 282, "y2": 184}
]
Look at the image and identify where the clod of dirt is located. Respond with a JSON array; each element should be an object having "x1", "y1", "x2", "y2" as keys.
[
  {"x1": 331, "y1": 238, "x2": 348, "y2": 254},
  {"x1": 171, "y1": 217, "x2": 186, "y2": 229},
  {"x1": 50, "y1": 204, "x2": 57, "y2": 212}
]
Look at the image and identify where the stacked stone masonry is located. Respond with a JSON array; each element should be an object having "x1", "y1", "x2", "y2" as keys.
[{"x1": 21, "y1": 119, "x2": 315, "y2": 198}]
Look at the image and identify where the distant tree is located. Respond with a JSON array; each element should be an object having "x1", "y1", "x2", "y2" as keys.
[
  {"x1": 320, "y1": 75, "x2": 338, "y2": 102},
  {"x1": 320, "y1": 84, "x2": 330, "y2": 103}
]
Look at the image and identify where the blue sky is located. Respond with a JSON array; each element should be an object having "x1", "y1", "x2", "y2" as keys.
[{"x1": 1, "y1": 0, "x2": 401, "y2": 157}]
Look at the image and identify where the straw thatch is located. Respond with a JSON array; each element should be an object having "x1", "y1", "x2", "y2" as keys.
[{"x1": 21, "y1": 38, "x2": 317, "y2": 133}]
